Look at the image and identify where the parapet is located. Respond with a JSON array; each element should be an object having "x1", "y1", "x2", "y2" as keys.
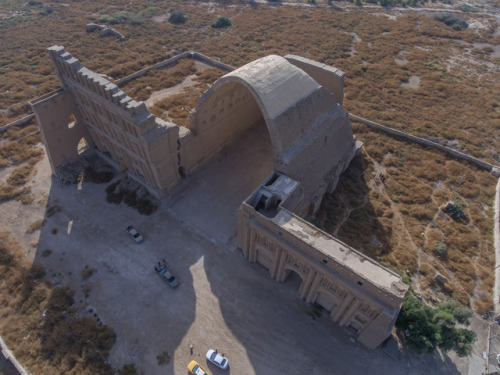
[{"x1": 48, "y1": 46, "x2": 154, "y2": 129}]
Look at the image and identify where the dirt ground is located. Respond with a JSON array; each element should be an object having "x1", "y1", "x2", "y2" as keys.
[{"x1": 0, "y1": 122, "x2": 489, "y2": 375}]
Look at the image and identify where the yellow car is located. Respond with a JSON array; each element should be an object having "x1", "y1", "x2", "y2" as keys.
[{"x1": 187, "y1": 360, "x2": 210, "y2": 375}]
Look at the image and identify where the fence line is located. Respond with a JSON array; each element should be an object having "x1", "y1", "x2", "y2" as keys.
[
  {"x1": 115, "y1": 51, "x2": 234, "y2": 86},
  {"x1": 0, "y1": 335, "x2": 30, "y2": 375},
  {"x1": 348, "y1": 113, "x2": 500, "y2": 177},
  {"x1": 0, "y1": 114, "x2": 35, "y2": 133},
  {"x1": 494, "y1": 178, "x2": 500, "y2": 314}
]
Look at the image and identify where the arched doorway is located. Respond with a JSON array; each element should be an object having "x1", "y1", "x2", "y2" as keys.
[{"x1": 283, "y1": 268, "x2": 303, "y2": 292}]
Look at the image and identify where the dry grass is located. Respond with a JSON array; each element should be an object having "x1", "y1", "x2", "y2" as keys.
[
  {"x1": 0, "y1": 231, "x2": 116, "y2": 374},
  {"x1": 0, "y1": 185, "x2": 32, "y2": 203},
  {"x1": 150, "y1": 86, "x2": 207, "y2": 127},
  {"x1": 7, "y1": 163, "x2": 36, "y2": 185},
  {"x1": 25, "y1": 219, "x2": 45, "y2": 234},
  {"x1": 81, "y1": 266, "x2": 96, "y2": 281},
  {"x1": 316, "y1": 128, "x2": 497, "y2": 311},
  {"x1": 120, "y1": 59, "x2": 197, "y2": 101}
]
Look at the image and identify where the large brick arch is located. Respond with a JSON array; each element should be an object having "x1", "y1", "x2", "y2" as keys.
[{"x1": 189, "y1": 55, "x2": 340, "y2": 176}]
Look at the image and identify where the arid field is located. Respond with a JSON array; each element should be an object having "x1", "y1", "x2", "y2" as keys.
[{"x1": 0, "y1": 0, "x2": 499, "y2": 373}]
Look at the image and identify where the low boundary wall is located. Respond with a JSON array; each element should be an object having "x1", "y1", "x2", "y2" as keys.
[
  {"x1": 348, "y1": 113, "x2": 500, "y2": 176},
  {"x1": 114, "y1": 51, "x2": 234, "y2": 86},
  {"x1": 0, "y1": 114, "x2": 35, "y2": 133},
  {"x1": 494, "y1": 178, "x2": 500, "y2": 314},
  {"x1": 0, "y1": 335, "x2": 30, "y2": 375}
]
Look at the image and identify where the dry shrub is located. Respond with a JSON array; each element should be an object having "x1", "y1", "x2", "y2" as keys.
[
  {"x1": 410, "y1": 159, "x2": 447, "y2": 181},
  {"x1": 0, "y1": 141, "x2": 43, "y2": 165},
  {"x1": 195, "y1": 67, "x2": 226, "y2": 83},
  {"x1": 121, "y1": 59, "x2": 197, "y2": 101},
  {"x1": 473, "y1": 299, "x2": 492, "y2": 315},
  {"x1": 418, "y1": 262, "x2": 434, "y2": 276},
  {"x1": 0, "y1": 231, "x2": 116, "y2": 374},
  {"x1": 407, "y1": 204, "x2": 435, "y2": 223},
  {"x1": 444, "y1": 282, "x2": 470, "y2": 307},
  {"x1": 423, "y1": 228, "x2": 443, "y2": 254},
  {"x1": 150, "y1": 87, "x2": 206, "y2": 126},
  {"x1": 7, "y1": 163, "x2": 36, "y2": 185},
  {"x1": 0, "y1": 185, "x2": 31, "y2": 202},
  {"x1": 26, "y1": 219, "x2": 45, "y2": 234},
  {"x1": 81, "y1": 266, "x2": 96, "y2": 281}
]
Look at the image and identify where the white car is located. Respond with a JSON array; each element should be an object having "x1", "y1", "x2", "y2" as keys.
[
  {"x1": 206, "y1": 349, "x2": 228, "y2": 370},
  {"x1": 126, "y1": 225, "x2": 144, "y2": 243}
]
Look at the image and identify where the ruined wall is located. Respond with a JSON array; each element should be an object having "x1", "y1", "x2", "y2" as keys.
[
  {"x1": 31, "y1": 46, "x2": 180, "y2": 197},
  {"x1": 30, "y1": 88, "x2": 94, "y2": 172},
  {"x1": 285, "y1": 55, "x2": 345, "y2": 107},
  {"x1": 238, "y1": 179, "x2": 408, "y2": 349}
]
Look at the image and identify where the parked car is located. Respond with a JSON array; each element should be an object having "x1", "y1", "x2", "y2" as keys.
[
  {"x1": 206, "y1": 349, "x2": 229, "y2": 370},
  {"x1": 126, "y1": 225, "x2": 143, "y2": 243},
  {"x1": 187, "y1": 360, "x2": 210, "y2": 375},
  {"x1": 155, "y1": 262, "x2": 179, "y2": 288}
]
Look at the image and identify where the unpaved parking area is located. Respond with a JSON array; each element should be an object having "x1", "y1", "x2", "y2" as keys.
[{"x1": 1, "y1": 125, "x2": 473, "y2": 374}]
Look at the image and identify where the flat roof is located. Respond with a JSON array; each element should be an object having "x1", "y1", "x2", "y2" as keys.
[{"x1": 273, "y1": 209, "x2": 407, "y2": 298}]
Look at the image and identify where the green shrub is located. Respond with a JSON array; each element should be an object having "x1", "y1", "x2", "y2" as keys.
[
  {"x1": 436, "y1": 242, "x2": 447, "y2": 257},
  {"x1": 100, "y1": 11, "x2": 142, "y2": 25},
  {"x1": 118, "y1": 363, "x2": 137, "y2": 375},
  {"x1": 434, "y1": 13, "x2": 469, "y2": 30},
  {"x1": 211, "y1": 16, "x2": 232, "y2": 28},
  {"x1": 396, "y1": 295, "x2": 476, "y2": 356},
  {"x1": 169, "y1": 10, "x2": 186, "y2": 24}
]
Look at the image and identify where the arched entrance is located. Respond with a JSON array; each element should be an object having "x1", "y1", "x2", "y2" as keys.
[{"x1": 283, "y1": 268, "x2": 303, "y2": 292}]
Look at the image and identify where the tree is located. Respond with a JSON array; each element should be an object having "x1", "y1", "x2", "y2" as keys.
[
  {"x1": 168, "y1": 10, "x2": 186, "y2": 24},
  {"x1": 211, "y1": 16, "x2": 232, "y2": 29},
  {"x1": 396, "y1": 295, "x2": 476, "y2": 356}
]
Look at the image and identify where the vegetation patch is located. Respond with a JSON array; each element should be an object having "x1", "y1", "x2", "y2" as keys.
[
  {"x1": 156, "y1": 350, "x2": 171, "y2": 365},
  {"x1": 121, "y1": 59, "x2": 197, "y2": 101},
  {"x1": 0, "y1": 232, "x2": 116, "y2": 374},
  {"x1": 434, "y1": 13, "x2": 469, "y2": 30},
  {"x1": 168, "y1": 10, "x2": 186, "y2": 24},
  {"x1": 7, "y1": 163, "x2": 36, "y2": 185},
  {"x1": 81, "y1": 266, "x2": 96, "y2": 281},
  {"x1": 106, "y1": 178, "x2": 159, "y2": 215},
  {"x1": 57, "y1": 155, "x2": 115, "y2": 185},
  {"x1": 118, "y1": 363, "x2": 137, "y2": 375},
  {"x1": 212, "y1": 16, "x2": 232, "y2": 29},
  {"x1": 315, "y1": 127, "x2": 496, "y2": 311},
  {"x1": 25, "y1": 219, "x2": 45, "y2": 234},
  {"x1": 396, "y1": 295, "x2": 476, "y2": 356}
]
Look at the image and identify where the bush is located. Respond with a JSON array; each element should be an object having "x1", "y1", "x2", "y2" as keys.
[
  {"x1": 436, "y1": 242, "x2": 447, "y2": 257},
  {"x1": 118, "y1": 363, "x2": 137, "y2": 375},
  {"x1": 26, "y1": 219, "x2": 45, "y2": 234},
  {"x1": 396, "y1": 295, "x2": 476, "y2": 356},
  {"x1": 211, "y1": 16, "x2": 232, "y2": 28},
  {"x1": 100, "y1": 11, "x2": 142, "y2": 26},
  {"x1": 7, "y1": 162, "x2": 35, "y2": 186},
  {"x1": 434, "y1": 13, "x2": 469, "y2": 30},
  {"x1": 169, "y1": 10, "x2": 186, "y2": 24}
]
